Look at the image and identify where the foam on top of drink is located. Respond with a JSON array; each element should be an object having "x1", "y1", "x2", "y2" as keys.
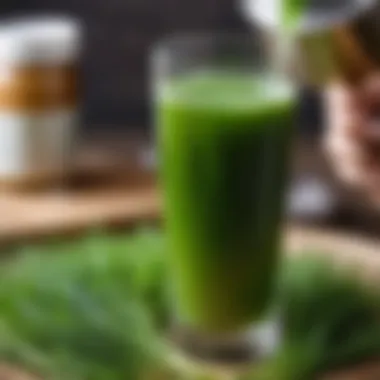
[{"x1": 160, "y1": 70, "x2": 294, "y2": 112}]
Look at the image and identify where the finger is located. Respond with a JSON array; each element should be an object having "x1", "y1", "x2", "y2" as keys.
[
  {"x1": 324, "y1": 119, "x2": 380, "y2": 183},
  {"x1": 324, "y1": 131, "x2": 366, "y2": 163},
  {"x1": 329, "y1": 156, "x2": 380, "y2": 190},
  {"x1": 323, "y1": 106, "x2": 370, "y2": 166},
  {"x1": 324, "y1": 133, "x2": 369, "y2": 186},
  {"x1": 330, "y1": 159, "x2": 365, "y2": 188},
  {"x1": 324, "y1": 81, "x2": 364, "y2": 139},
  {"x1": 327, "y1": 137, "x2": 380, "y2": 191},
  {"x1": 324, "y1": 81, "x2": 380, "y2": 189}
]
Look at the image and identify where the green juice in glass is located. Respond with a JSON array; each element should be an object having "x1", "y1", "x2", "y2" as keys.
[{"x1": 158, "y1": 71, "x2": 295, "y2": 333}]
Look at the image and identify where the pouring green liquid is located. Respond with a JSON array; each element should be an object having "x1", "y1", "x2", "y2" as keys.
[
  {"x1": 158, "y1": 71, "x2": 295, "y2": 332},
  {"x1": 283, "y1": 0, "x2": 307, "y2": 28}
]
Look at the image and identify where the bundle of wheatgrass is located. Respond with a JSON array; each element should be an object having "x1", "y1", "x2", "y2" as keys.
[
  {"x1": 0, "y1": 230, "x2": 172, "y2": 380},
  {"x1": 0, "y1": 230, "x2": 379, "y2": 380}
]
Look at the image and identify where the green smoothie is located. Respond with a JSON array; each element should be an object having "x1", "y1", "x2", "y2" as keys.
[
  {"x1": 157, "y1": 71, "x2": 295, "y2": 332},
  {"x1": 283, "y1": 0, "x2": 307, "y2": 28}
]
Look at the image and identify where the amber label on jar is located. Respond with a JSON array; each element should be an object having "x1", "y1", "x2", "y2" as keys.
[{"x1": 0, "y1": 64, "x2": 78, "y2": 111}]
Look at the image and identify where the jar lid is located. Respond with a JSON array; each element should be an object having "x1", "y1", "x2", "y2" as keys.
[{"x1": 0, "y1": 15, "x2": 82, "y2": 65}]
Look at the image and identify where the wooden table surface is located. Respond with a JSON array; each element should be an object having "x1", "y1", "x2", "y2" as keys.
[{"x1": 0, "y1": 132, "x2": 377, "y2": 242}]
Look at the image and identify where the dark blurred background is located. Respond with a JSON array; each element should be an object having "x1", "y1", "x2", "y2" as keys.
[{"x1": 0, "y1": 0, "x2": 322, "y2": 136}]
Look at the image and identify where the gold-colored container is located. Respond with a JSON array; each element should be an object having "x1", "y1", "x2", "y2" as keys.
[
  {"x1": 294, "y1": 0, "x2": 380, "y2": 86},
  {"x1": 241, "y1": 0, "x2": 380, "y2": 87}
]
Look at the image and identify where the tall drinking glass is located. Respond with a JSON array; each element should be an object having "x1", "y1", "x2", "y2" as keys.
[{"x1": 153, "y1": 34, "x2": 296, "y2": 365}]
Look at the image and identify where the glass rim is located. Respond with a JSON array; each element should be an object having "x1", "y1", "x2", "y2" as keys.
[
  {"x1": 152, "y1": 31, "x2": 264, "y2": 55},
  {"x1": 151, "y1": 31, "x2": 294, "y2": 84}
]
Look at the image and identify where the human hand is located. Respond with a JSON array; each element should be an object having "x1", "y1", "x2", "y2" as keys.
[{"x1": 324, "y1": 75, "x2": 380, "y2": 200}]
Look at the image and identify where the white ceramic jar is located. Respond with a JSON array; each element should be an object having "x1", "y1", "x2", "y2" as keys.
[{"x1": 0, "y1": 16, "x2": 81, "y2": 187}]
